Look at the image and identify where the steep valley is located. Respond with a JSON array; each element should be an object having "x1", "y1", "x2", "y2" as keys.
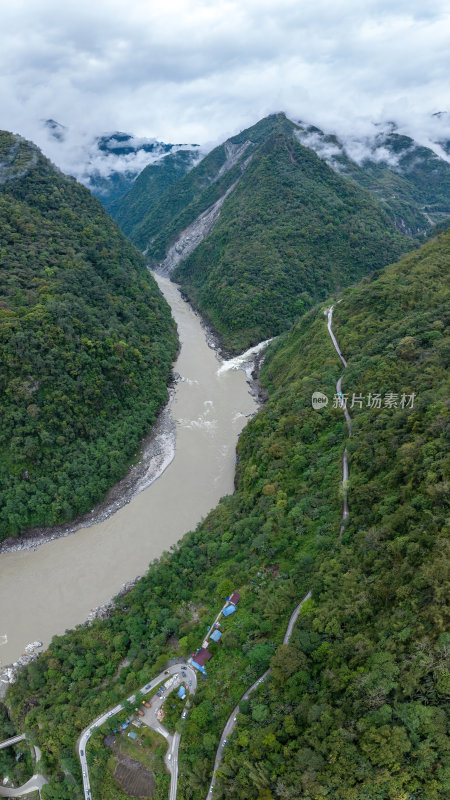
[
  {"x1": 4, "y1": 228, "x2": 449, "y2": 800},
  {"x1": 0, "y1": 118, "x2": 449, "y2": 800}
]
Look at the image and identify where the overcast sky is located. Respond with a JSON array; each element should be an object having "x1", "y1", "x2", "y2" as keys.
[{"x1": 2, "y1": 0, "x2": 450, "y2": 172}]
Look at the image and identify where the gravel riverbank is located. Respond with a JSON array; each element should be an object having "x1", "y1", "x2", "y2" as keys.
[{"x1": 0, "y1": 388, "x2": 177, "y2": 556}]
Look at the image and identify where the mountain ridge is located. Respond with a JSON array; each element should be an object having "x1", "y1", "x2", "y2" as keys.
[
  {"x1": 168, "y1": 114, "x2": 414, "y2": 351},
  {"x1": 294, "y1": 119, "x2": 450, "y2": 232},
  {"x1": 109, "y1": 113, "x2": 414, "y2": 352}
]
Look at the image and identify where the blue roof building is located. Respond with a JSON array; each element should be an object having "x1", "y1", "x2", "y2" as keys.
[
  {"x1": 177, "y1": 685, "x2": 186, "y2": 699},
  {"x1": 210, "y1": 629, "x2": 222, "y2": 642},
  {"x1": 191, "y1": 660, "x2": 207, "y2": 675},
  {"x1": 128, "y1": 731, "x2": 138, "y2": 740},
  {"x1": 222, "y1": 604, "x2": 236, "y2": 617}
]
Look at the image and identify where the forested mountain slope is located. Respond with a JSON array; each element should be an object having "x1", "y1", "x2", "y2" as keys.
[
  {"x1": 87, "y1": 133, "x2": 200, "y2": 209},
  {"x1": 121, "y1": 115, "x2": 269, "y2": 255},
  {"x1": 107, "y1": 148, "x2": 200, "y2": 237},
  {"x1": 295, "y1": 121, "x2": 450, "y2": 234},
  {"x1": 0, "y1": 131, "x2": 177, "y2": 541},
  {"x1": 172, "y1": 117, "x2": 412, "y2": 352},
  {"x1": 7, "y1": 229, "x2": 449, "y2": 800},
  {"x1": 112, "y1": 113, "x2": 412, "y2": 353},
  {"x1": 211, "y1": 226, "x2": 450, "y2": 800}
]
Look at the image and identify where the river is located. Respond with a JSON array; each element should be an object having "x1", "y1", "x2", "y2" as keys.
[{"x1": 0, "y1": 275, "x2": 259, "y2": 669}]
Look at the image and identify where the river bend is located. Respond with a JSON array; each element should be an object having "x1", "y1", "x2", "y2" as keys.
[{"x1": 0, "y1": 276, "x2": 258, "y2": 667}]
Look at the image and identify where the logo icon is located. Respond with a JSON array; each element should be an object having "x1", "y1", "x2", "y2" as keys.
[{"x1": 312, "y1": 391, "x2": 328, "y2": 410}]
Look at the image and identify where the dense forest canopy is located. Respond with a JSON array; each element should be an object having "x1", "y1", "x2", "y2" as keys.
[
  {"x1": 0, "y1": 131, "x2": 178, "y2": 540},
  {"x1": 6, "y1": 229, "x2": 449, "y2": 800}
]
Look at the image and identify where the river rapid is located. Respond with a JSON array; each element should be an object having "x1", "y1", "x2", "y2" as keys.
[{"x1": 0, "y1": 275, "x2": 260, "y2": 670}]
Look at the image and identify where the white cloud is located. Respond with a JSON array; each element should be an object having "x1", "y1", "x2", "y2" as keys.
[{"x1": 1, "y1": 0, "x2": 450, "y2": 174}]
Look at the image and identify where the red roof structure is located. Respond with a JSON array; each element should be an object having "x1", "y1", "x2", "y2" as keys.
[
  {"x1": 195, "y1": 648, "x2": 213, "y2": 666},
  {"x1": 230, "y1": 591, "x2": 241, "y2": 604}
]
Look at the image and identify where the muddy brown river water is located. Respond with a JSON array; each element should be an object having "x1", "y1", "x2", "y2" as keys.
[{"x1": 0, "y1": 276, "x2": 259, "y2": 668}]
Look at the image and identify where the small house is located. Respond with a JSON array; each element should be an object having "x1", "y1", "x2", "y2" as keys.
[
  {"x1": 210, "y1": 629, "x2": 222, "y2": 642},
  {"x1": 222, "y1": 604, "x2": 236, "y2": 617},
  {"x1": 230, "y1": 591, "x2": 241, "y2": 605},
  {"x1": 177, "y1": 685, "x2": 186, "y2": 699},
  {"x1": 195, "y1": 648, "x2": 213, "y2": 666},
  {"x1": 128, "y1": 731, "x2": 138, "y2": 740}
]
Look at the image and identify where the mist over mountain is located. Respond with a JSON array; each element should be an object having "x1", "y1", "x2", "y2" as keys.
[
  {"x1": 294, "y1": 118, "x2": 450, "y2": 236},
  {"x1": 38, "y1": 118, "x2": 202, "y2": 206},
  {"x1": 2, "y1": 0, "x2": 450, "y2": 795},
  {"x1": 23, "y1": 111, "x2": 449, "y2": 220}
]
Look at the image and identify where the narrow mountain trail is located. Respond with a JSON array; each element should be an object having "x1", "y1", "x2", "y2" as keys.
[{"x1": 327, "y1": 304, "x2": 352, "y2": 536}]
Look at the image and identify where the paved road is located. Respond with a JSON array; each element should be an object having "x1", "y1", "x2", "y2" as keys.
[
  {"x1": 8, "y1": 304, "x2": 353, "y2": 800},
  {"x1": 327, "y1": 306, "x2": 347, "y2": 369},
  {"x1": 168, "y1": 732, "x2": 181, "y2": 800},
  {"x1": 328, "y1": 306, "x2": 352, "y2": 536},
  {"x1": 0, "y1": 734, "x2": 47, "y2": 797},
  {"x1": 78, "y1": 661, "x2": 197, "y2": 800},
  {"x1": 0, "y1": 772, "x2": 47, "y2": 797},
  {"x1": 138, "y1": 665, "x2": 196, "y2": 800},
  {"x1": 283, "y1": 590, "x2": 312, "y2": 644},
  {"x1": 0, "y1": 733, "x2": 26, "y2": 750},
  {"x1": 33, "y1": 745, "x2": 42, "y2": 764},
  {"x1": 205, "y1": 590, "x2": 312, "y2": 798}
]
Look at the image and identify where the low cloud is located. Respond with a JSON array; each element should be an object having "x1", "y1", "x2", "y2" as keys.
[
  {"x1": 1, "y1": 1, "x2": 449, "y2": 174},
  {"x1": 35, "y1": 122, "x2": 201, "y2": 186}
]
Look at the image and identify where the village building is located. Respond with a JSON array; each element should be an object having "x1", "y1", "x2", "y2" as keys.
[{"x1": 222, "y1": 604, "x2": 236, "y2": 617}]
